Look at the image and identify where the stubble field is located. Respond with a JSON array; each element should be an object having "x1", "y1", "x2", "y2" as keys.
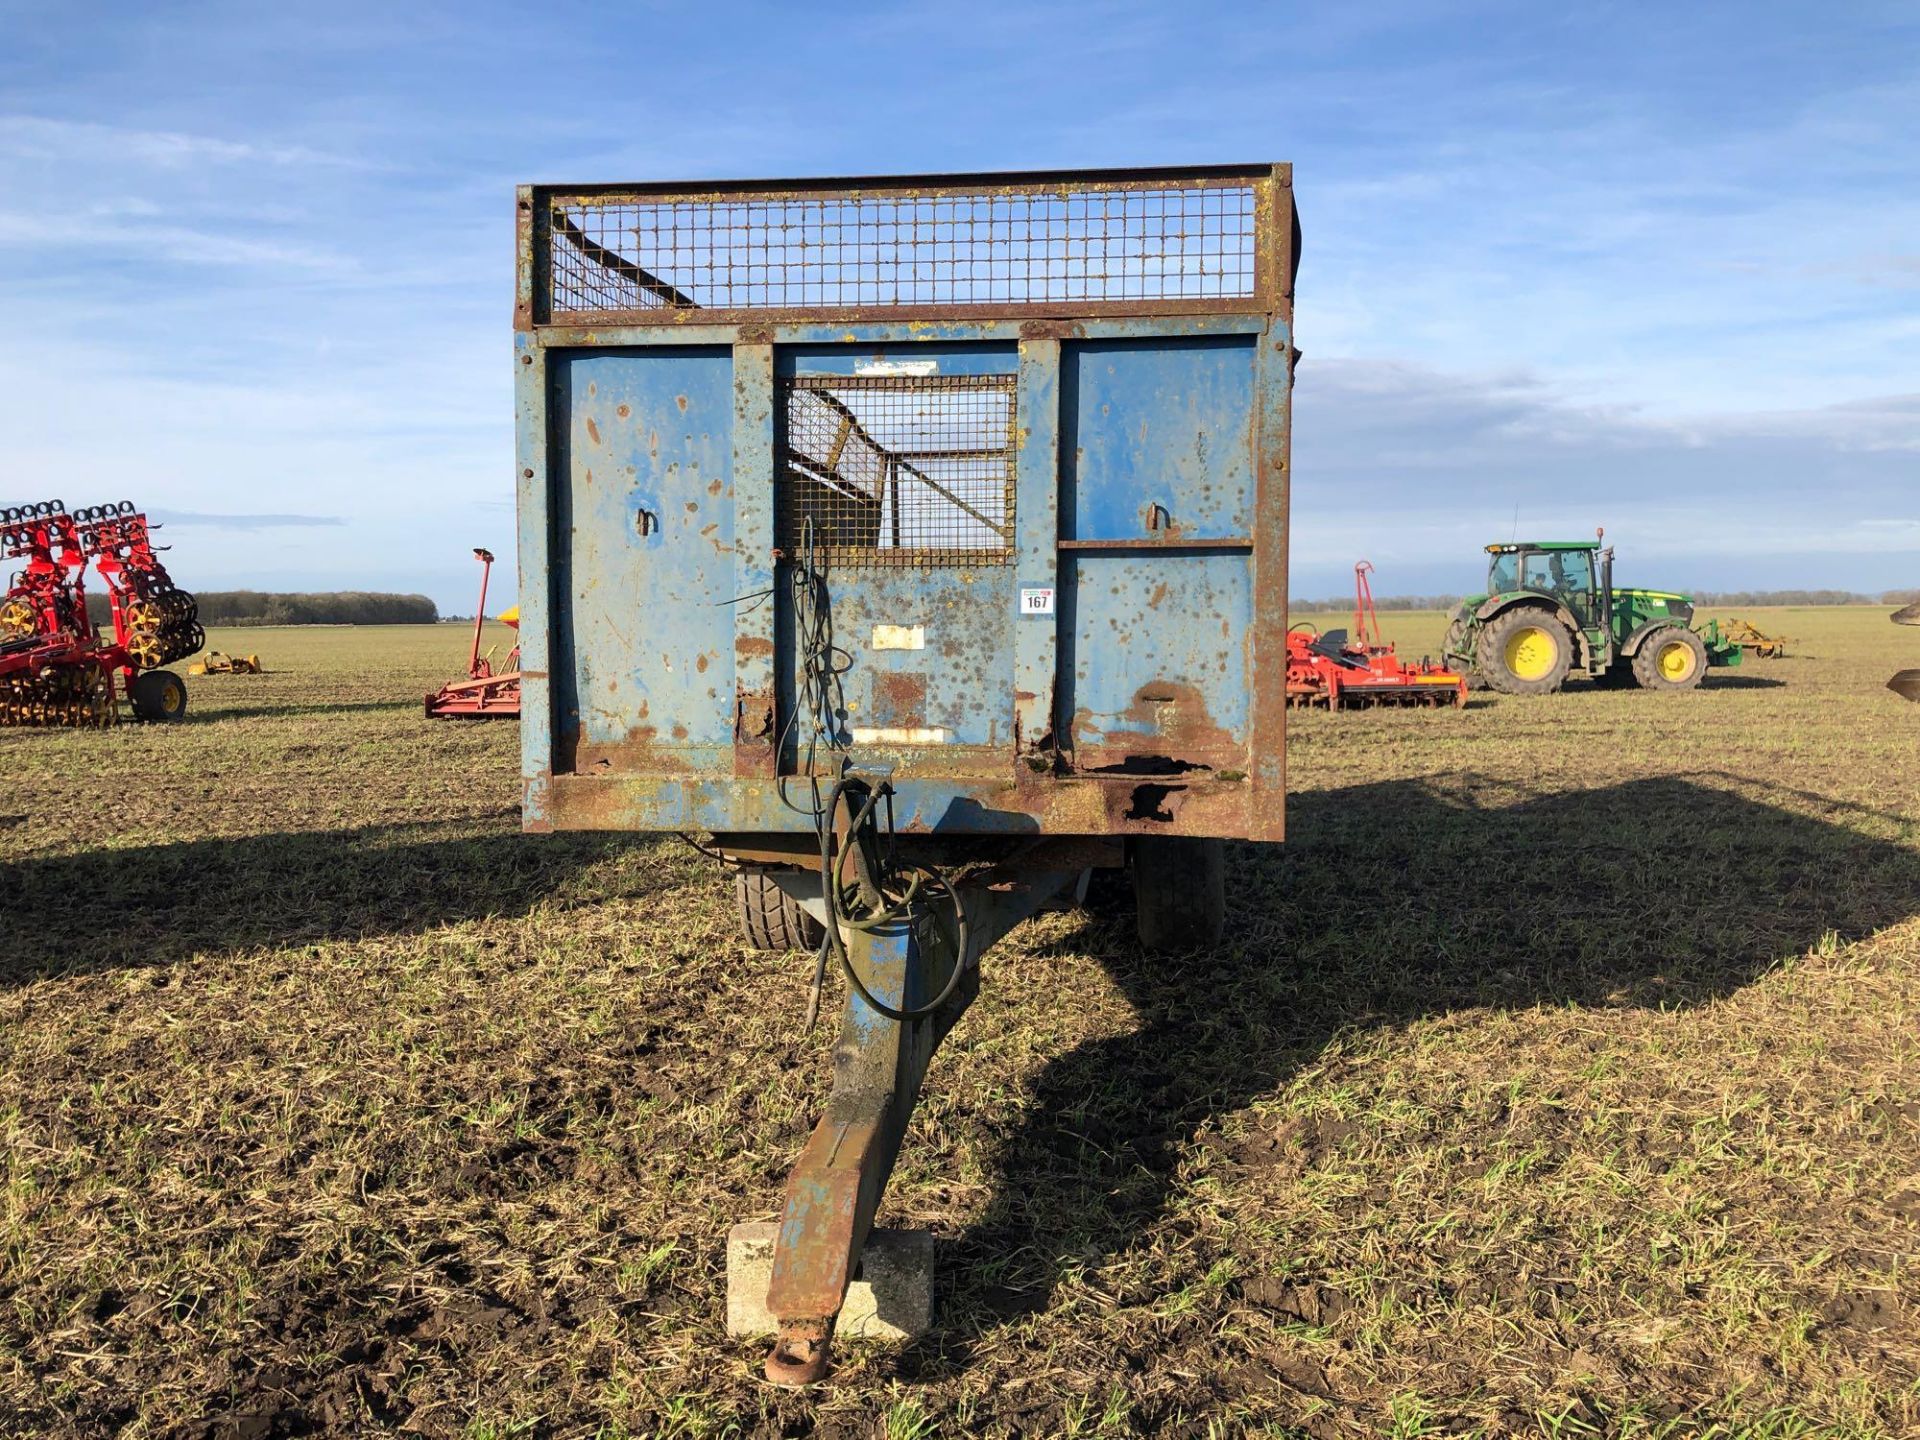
[{"x1": 2, "y1": 610, "x2": 1918, "y2": 1439}]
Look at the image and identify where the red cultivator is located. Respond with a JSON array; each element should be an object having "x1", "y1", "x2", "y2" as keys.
[
  {"x1": 1287, "y1": 561, "x2": 1469, "y2": 710},
  {"x1": 424, "y1": 548, "x2": 521, "y2": 719},
  {"x1": 0, "y1": 499, "x2": 203, "y2": 726}
]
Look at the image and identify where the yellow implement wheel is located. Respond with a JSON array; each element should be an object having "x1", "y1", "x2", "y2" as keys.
[
  {"x1": 129, "y1": 668, "x2": 188, "y2": 722},
  {"x1": 0, "y1": 597, "x2": 33, "y2": 637},
  {"x1": 126, "y1": 631, "x2": 164, "y2": 669}
]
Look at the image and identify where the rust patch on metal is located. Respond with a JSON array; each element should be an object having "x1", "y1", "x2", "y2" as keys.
[
  {"x1": 562, "y1": 727, "x2": 707, "y2": 776},
  {"x1": 586, "y1": 416, "x2": 602, "y2": 445},
  {"x1": 1068, "y1": 680, "x2": 1239, "y2": 772},
  {"x1": 542, "y1": 772, "x2": 1255, "y2": 839},
  {"x1": 617, "y1": 403, "x2": 631, "y2": 418},
  {"x1": 733, "y1": 682, "x2": 777, "y2": 776},
  {"x1": 869, "y1": 670, "x2": 928, "y2": 729},
  {"x1": 736, "y1": 635, "x2": 775, "y2": 659}
]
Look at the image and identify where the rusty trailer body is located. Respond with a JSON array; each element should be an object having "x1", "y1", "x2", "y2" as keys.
[
  {"x1": 517, "y1": 164, "x2": 1295, "y2": 844},
  {"x1": 513, "y1": 164, "x2": 1297, "y2": 1383}
]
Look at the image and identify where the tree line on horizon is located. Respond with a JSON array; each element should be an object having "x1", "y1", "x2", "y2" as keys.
[{"x1": 84, "y1": 590, "x2": 439, "y2": 626}]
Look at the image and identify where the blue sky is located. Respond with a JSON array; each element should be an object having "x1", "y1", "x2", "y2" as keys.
[{"x1": 1, "y1": 0, "x2": 1915, "y2": 608}]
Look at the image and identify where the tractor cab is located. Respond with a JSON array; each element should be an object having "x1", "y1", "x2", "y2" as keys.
[{"x1": 1485, "y1": 540, "x2": 1613, "y2": 637}]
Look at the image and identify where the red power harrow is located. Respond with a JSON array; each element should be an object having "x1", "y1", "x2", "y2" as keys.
[
  {"x1": 1286, "y1": 560, "x2": 1469, "y2": 710},
  {"x1": 0, "y1": 499, "x2": 203, "y2": 727},
  {"x1": 424, "y1": 547, "x2": 521, "y2": 719}
]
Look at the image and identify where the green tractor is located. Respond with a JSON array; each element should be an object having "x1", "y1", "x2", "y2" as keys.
[{"x1": 1443, "y1": 534, "x2": 1742, "y2": 695}]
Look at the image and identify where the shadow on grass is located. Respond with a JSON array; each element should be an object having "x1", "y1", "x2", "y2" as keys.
[
  {"x1": 1562, "y1": 674, "x2": 1789, "y2": 692},
  {"x1": 185, "y1": 698, "x2": 439, "y2": 720},
  {"x1": 1696, "y1": 673, "x2": 1790, "y2": 690},
  {"x1": 0, "y1": 821, "x2": 658, "y2": 984},
  {"x1": 926, "y1": 773, "x2": 1920, "y2": 1369}
]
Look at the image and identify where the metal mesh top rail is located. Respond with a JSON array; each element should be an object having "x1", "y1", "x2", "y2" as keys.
[{"x1": 542, "y1": 173, "x2": 1263, "y2": 320}]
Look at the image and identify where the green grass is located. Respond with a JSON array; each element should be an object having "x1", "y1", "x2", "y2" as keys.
[{"x1": 0, "y1": 610, "x2": 1916, "y2": 1437}]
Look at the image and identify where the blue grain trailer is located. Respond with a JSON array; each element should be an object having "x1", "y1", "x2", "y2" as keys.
[{"x1": 514, "y1": 165, "x2": 1297, "y2": 1382}]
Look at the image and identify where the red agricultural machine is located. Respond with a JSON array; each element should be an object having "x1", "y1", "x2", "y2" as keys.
[
  {"x1": 1287, "y1": 561, "x2": 1469, "y2": 709},
  {"x1": 424, "y1": 547, "x2": 521, "y2": 719},
  {"x1": 0, "y1": 499, "x2": 202, "y2": 726}
]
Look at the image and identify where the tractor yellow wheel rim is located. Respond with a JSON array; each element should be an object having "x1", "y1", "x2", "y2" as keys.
[
  {"x1": 1504, "y1": 626, "x2": 1558, "y2": 681},
  {"x1": 1657, "y1": 640, "x2": 1697, "y2": 683}
]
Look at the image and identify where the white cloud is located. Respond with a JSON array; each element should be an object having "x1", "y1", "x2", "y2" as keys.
[
  {"x1": 0, "y1": 211, "x2": 352, "y2": 271},
  {"x1": 0, "y1": 114, "x2": 375, "y2": 171}
]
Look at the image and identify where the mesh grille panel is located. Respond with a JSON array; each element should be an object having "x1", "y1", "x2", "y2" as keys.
[
  {"x1": 778, "y1": 374, "x2": 1016, "y2": 568},
  {"x1": 548, "y1": 182, "x2": 1256, "y2": 317}
]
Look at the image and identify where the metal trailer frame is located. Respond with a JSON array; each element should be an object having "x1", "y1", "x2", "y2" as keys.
[{"x1": 512, "y1": 164, "x2": 1297, "y2": 1383}]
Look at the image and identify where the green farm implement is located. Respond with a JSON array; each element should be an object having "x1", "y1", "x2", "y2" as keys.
[{"x1": 1443, "y1": 531, "x2": 1742, "y2": 695}]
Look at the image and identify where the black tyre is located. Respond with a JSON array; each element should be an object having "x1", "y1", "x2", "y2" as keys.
[
  {"x1": 128, "y1": 669, "x2": 187, "y2": 722},
  {"x1": 1631, "y1": 626, "x2": 1708, "y2": 691},
  {"x1": 735, "y1": 869, "x2": 826, "y2": 951},
  {"x1": 1132, "y1": 836, "x2": 1225, "y2": 952},
  {"x1": 1476, "y1": 607, "x2": 1573, "y2": 695}
]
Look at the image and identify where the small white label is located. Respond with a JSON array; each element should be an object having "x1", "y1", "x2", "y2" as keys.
[
  {"x1": 1019, "y1": 587, "x2": 1056, "y2": 616},
  {"x1": 851, "y1": 726, "x2": 949, "y2": 745},
  {"x1": 871, "y1": 624, "x2": 926, "y2": 651},
  {"x1": 853, "y1": 358, "x2": 939, "y2": 377}
]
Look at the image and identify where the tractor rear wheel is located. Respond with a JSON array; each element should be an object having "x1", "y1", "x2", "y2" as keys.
[
  {"x1": 1631, "y1": 626, "x2": 1708, "y2": 691},
  {"x1": 1476, "y1": 608, "x2": 1573, "y2": 695},
  {"x1": 1132, "y1": 836, "x2": 1226, "y2": 951},
  {"x1": 128, "y1": 669, "x2": 188, "y2": 722},
  {"x1": 735, "y1": 869, "x2": 826, "y2": 952}
]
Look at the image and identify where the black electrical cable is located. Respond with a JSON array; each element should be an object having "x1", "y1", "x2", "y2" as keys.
[
  {"x1": 781, "y1": 520, "x2": 852, "y2": 823},
  {"x1": 673, "y1": 831, "x2": 729, "y2": 862},
  {"x1": 815, "y1": 775, "x2": 972, "y2": 1024},
  {"x1": 711, "y1": 516, "x2": 973, "y2": 1025}
]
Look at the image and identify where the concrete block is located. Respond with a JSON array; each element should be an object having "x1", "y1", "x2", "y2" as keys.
[{"x1": 725, "y1": 1221, "x2": 934, "y2": 1341}]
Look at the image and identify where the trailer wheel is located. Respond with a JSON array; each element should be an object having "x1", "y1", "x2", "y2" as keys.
[
  {"x1": 129, "y1": 670, "x2": 188, "y2": 722},
  {"x1": 1132, "y1": 836, "x2": 1225, "y2": 952},
  {"x1": 735, "y1": 869, "x2": 825, "y2": 952},
  {"x1": 1476, "y1": 607, "x2": 1573, "y2": 695},
  {"x1": 1631, "y1": 626, "x2": 1708, "y2": 691}
]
